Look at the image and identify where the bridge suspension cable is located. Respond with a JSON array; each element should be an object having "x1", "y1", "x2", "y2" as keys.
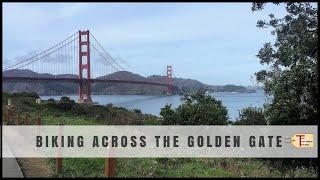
[
  {"x1": 6, "y1": 36, "x2": 79, "y2": 71},
  {"x1": 89, "y1": 32, "x2": 126, "y2": 71},
  {"x1": 4, "y1": 32, "x2": 78, "y2": 71},
  {"x1": 90, "y1": 42, "x2": 120, "y2": 72}
]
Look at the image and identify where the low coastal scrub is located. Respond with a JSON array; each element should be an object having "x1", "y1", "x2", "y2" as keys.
[{"x1": 2, "y1": 92, "x2": 317, "y2": 177}]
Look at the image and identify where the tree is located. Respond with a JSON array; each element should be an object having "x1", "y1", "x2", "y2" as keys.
[
  {"x1": 46, "y1": 98, "x2": 55, "y2": 104},
  {"x1": 11, "y1": 92, "x2": 40, "y2": 99},
  {"x1": 253, "y1": 2, "x2": 318, "y2": 125},
  {"x1": 133, "y1": 109, "x2": 142, "y2": 114},
  {"x1": 234, "y1": 107, "x2": 267, "y2": 125},
  {"x1": 58, "y1": 96, "x2": 75, "y2": 111},
  {"x1": 59, "y1": 96, "x2": 71, "y2": 103},
  {"x1": 160, "y1": 90, "x2": 228, "y2": 125},
  {"x1": 160, "y1": 104, "x2": 178, "y2": 125},
  {"x1": 252, "y1": 2, "x2": 318, "y2": 175}
]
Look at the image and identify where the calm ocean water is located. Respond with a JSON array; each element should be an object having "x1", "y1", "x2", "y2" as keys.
[{"x1": 41, "y1": 90, "x2": 270, "y2": 120}]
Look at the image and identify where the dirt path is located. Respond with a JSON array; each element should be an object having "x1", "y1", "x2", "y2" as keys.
[{"x1": 17, "y1": 158, "x2": 55, "y2": 178}]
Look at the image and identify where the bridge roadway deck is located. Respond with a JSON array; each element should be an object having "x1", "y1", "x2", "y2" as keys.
[{"x1": 2, "y1": 76, "x2": 175, "y2": 87}]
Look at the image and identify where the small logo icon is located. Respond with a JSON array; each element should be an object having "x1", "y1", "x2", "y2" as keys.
[{"x1": 291, "y1": 134, "x2": 314, "y2": 148}]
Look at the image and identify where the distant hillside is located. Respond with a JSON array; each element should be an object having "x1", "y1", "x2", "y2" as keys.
[
  {"x1": 3, "y1": 69, "x2": 78, "y2": 95},
  {"x1": 2, "y1": 69, "x2": 256, "y2": 95},
  {"x1": 148, "y1": 75, "x2": 207, "y2": 93},
  {"x1": 94, "y1": 71, "x2": 167, "y2": 95},
  {"x1": 206, "y1": 84, "x2": 257, "y2": 93}
]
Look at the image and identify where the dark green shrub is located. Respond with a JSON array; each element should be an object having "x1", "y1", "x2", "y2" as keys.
[
  {"x1": 160, "y1": 90, "x2": 228, "y2": 125},
  {"x1": 234, "y1": 107, "x2": 267, "y2": 125}
]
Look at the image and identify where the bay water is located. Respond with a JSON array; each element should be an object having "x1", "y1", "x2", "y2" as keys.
[{"x1": 41, "y1": 90, "x2": 270, "y2": 120}]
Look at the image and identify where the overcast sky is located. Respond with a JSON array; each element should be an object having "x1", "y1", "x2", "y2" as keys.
[{"x1": 3, "y1": 3, "x2": 289, "y2": 86}]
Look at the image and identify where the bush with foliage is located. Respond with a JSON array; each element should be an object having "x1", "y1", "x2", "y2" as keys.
[
  {"x1": 11, "y1": 92, "x2": 40, "y2": 99},
  {"x1": 46, "y1": 98, "x2": 56, "y2": 103},
  {"x1": 58, "y1": 96, "x2": 76, "y2": 111},
  {"x1": 160, "y1": 90, "x2": 228, "y2": 125},
  {"x1": 234, "y1": 107, "x2": 267, "y2": 125},
  {"x1": 133, "y1": 109, "x2": 142, "y2": 114}
]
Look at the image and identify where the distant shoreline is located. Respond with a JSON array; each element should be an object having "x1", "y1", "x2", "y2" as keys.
[
  {"x1": 3, "y1": 69, "x2": 261, "y2": 96},
  {"x1": 35, "y1": 90, "x2": 259, "y2": 96}
]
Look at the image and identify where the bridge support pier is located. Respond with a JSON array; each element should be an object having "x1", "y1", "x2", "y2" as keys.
[
  {"x1": 78, "y1": 30, "x2": 92, "y2": 103},
  {"x1": 167, "y1": 65, "x2": 173, "y2": 95}
]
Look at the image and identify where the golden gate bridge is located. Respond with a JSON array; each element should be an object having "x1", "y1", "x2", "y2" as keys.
[{"x1": 3, "y1": 30, "x2": 175, "y2": 103}]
